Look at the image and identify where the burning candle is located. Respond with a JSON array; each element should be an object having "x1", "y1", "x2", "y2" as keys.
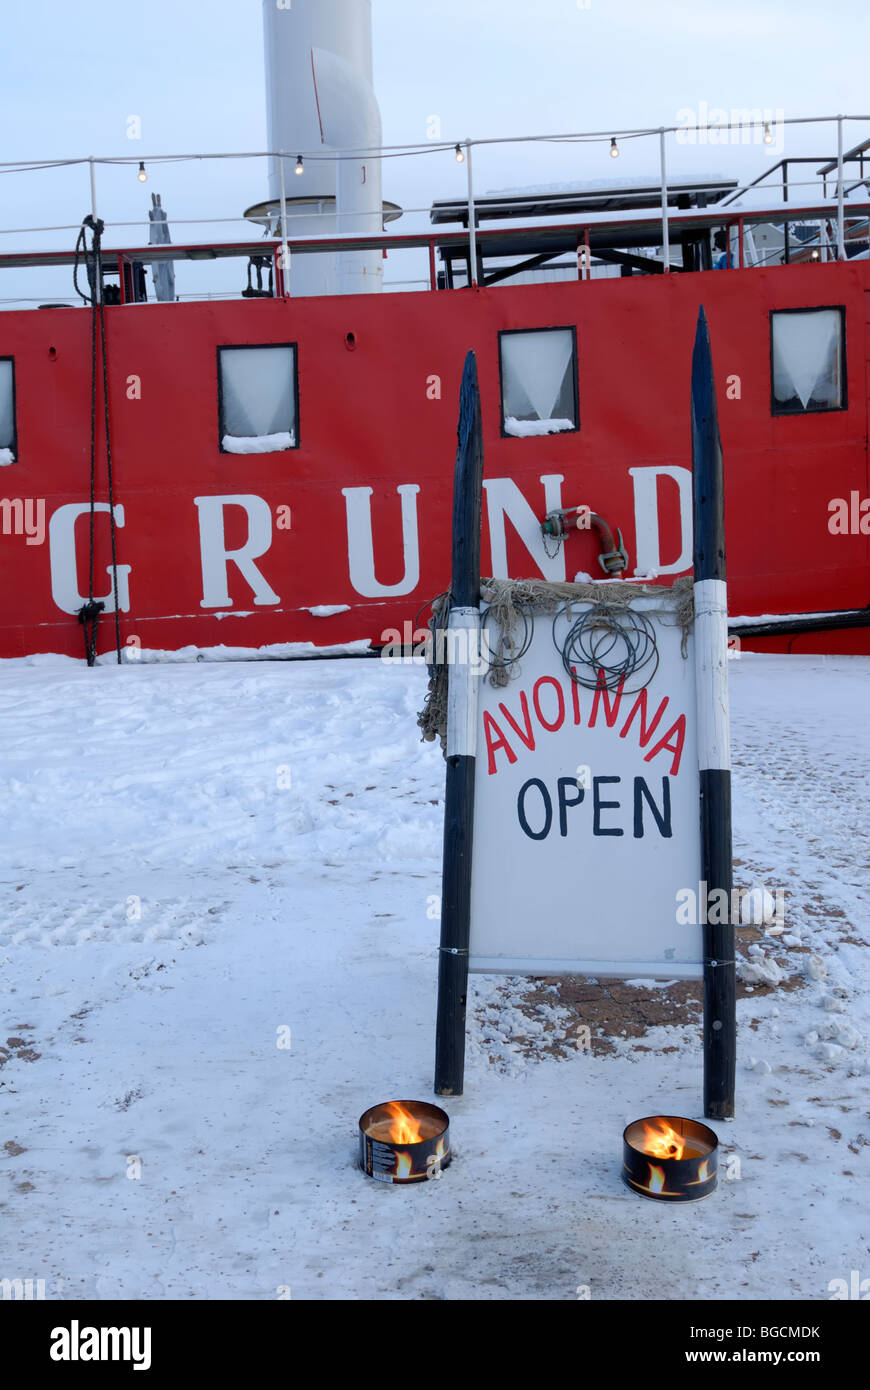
[
  {"x1": 622, "y1": 1115, "x2": 718, "y2": 1202},
  {"x1": 358, "y1": 1100, "x2": 450, "y2": 1184}
]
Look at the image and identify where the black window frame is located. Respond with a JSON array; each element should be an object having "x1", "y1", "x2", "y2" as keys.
[
  {"x1": 769, "y1": 305, "x2": 847, "y2": 417},
  {"x1": 497, "y1": 324, "x2": 580, "y2": 439},
  {"x1": 0, "y1": 356, "x2": 18, "y2": 461},
  {"x1": 217, "y1": 341, "x2": 300, "y2": 453}
]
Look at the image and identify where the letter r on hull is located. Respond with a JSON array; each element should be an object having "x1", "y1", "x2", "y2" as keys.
[{"x1": 195, "y1": 494, "x2": 280, "y2": 607}]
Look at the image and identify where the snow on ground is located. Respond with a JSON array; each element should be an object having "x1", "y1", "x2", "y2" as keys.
[{"x1": 0, "y1": 653, "x2": 868, "y2": 1301}]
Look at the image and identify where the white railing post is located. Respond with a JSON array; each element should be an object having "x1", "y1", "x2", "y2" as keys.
[
  {"x1": 836, "y1": 116, "x2": 846, "y2": 260},
  {"x1": 88, "y1": 157, "x2": 101, "y2": 305},
  {"x1": 466, "y1": 140, "x2": 478, "y2": 287},
  {"x1": 660, "y1": 129, "x2": 670, "y2": 273},
  {"x1": 278, "y1": 150, "x2": 290, "y2": 295}
]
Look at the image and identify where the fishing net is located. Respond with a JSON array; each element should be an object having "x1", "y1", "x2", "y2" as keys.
[{"x1": 417, "y1": 576, "x2": 694, "y2": 754}]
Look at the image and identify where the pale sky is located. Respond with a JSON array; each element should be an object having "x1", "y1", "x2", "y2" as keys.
[{"x1": 1, "y1": 0, "x2": 868, "y2": 296}]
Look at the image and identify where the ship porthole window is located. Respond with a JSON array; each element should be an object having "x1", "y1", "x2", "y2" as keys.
[
  {"x1": 498, "y1": 327, "x2": 579, "y2": 438},
  {"x1": 770, "y1": 307, "x2": 846, "y2": 415},
  {"x1": 218, "y1": 343, "x2": 299, "y2": 453},
  {"x1": 0, "y1": 358, "x2": 16, "y2": 465}
]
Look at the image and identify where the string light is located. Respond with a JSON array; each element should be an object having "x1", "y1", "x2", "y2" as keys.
[
  {"x1": 763, "y1": 122, "x2": 774, "y2": 145},
  {"x1": 610, "y1": 137, "x2": 620, "y2": 158},
  {"x1": 137, "y1": 162, "x2": 147, "y2": 183},
  {"x1": 455, "y1": 143, "x2": 465, "y2": 163},
  {"x1": 295, "y1": 154, "x2": 304, "y2": 175}
]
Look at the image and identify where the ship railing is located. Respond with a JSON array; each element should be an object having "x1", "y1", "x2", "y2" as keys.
[
  {"x1": 2, "y1": 113, "x2": 870, "y2": 303},
  {"x1": 2, "y1": 199, "x2": 870, "y2": 308}
]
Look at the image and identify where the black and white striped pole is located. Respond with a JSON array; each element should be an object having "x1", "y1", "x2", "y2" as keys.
[
  {"x1": 434, "y1": 351, "x2": 484, "y2": 1097},
  {"x1": 691, "y1": 306, "x2": 736, "y2": 1121}
]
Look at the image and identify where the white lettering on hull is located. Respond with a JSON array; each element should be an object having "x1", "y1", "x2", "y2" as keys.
[
  {"x1": 49, "y1": 503, "x2": 131, "y2": 615},
  {"x1": 482, "y1": 474, "x2": 565, "y2": 580},
  {"x1": 342, "y1": 484, "x2": 421, "y2": 597},
  {"x1": 194, "y1": 494, "x2": 280, "y2": 607},
  {"x1": 629, "y1": 465, "x2": 693, "y2": 576},
  {"x1": 41, "y1": 469, "x2": 692, "y2": 628}
]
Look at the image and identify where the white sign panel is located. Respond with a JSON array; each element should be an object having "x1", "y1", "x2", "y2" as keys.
[{"x1": 469, "y1": 596, "x2": 703, "y2": 978}]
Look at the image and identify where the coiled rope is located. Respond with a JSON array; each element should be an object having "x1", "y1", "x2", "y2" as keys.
[
  {"x1": 554, "y1": 602, "x2": 659, "y2": 693},
  {"x1": 417, "y1": 576, "x2": 695, "y2": 751},
  {"x1": 74, "y1": 215, "x2": 122, "y2": 667}
]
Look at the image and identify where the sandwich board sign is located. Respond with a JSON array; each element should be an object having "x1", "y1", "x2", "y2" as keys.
[
  {"x1": 434, "y1": 310, "x2": 735, "y2": 1118},
  {"x1": 468, "y1": 591, "x2": 701, "y2": 979}
]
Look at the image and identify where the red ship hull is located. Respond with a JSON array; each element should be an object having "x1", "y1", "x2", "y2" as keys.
[{"x1": 1, "y1": 259, "x2": 869, "y2": 659}]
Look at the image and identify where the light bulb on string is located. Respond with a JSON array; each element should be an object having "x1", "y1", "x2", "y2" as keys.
[
  {"x1": 763, "y1": 122, "x2": 774, "y2": 145},
  {"x1": 137, "y1": 162, "x2": 147, "y2": 183},
  {"x1": 295, "y1": 155, "x2": 304, "y2": 175},
  {"x1": 455, "y1": 144, "x2": 465, "y2": 163},
  {"x1": 610, "y1": 138, "x2": 620, "y2": 159}
]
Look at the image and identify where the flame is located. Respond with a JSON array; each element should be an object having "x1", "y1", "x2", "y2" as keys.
[
  {"x1": 625, "y1": 1160, "x2": 680, "y2": 1197},
  {"x1": 426, "y1": 1137, "x2": 448, "y2": 1180},
  {"x1": 685, "y1": 1158, "x2": 713, "y2": 1187},
  {"x1": 625, "y1": 1119, "x2": 714, "y2": 1196},
  {"x1": 648, "y1": 1163, "x2": 666, "y2": 1194},
  {"x1": 626, "y1": 1153, "x2": 713, "y2": 1196},
  {"x1": 638, "y1": 1117, "x2": 690, "y2": 1160},
  {"x1": 394, "y1": 1151, "x2": 413, "y2": 1180},
  {"x1": 383, "y1": 1101, "x2": 425, "y2": 1145}
]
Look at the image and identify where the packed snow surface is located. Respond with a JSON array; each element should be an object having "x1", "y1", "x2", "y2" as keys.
[{"x1": 0, "y1": 653, "x2": 867, "y2": 1300}]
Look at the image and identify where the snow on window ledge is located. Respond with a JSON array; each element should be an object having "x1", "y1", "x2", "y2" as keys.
[
  {"x1": 0, "y1": 447, "x2": 15, "y2": 466},
  {"x1": 504, "y1": 417, "x2": 574, "y2": 438},
  {"x1": 221, "y1": 431, "x2": 295, "y2": 455}
]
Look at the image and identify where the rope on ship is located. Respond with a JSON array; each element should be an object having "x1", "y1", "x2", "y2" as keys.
[
  {"x1": 74, "y1": 215, "x2": 122, "y2": 667},
  {"x1": 416, "y1": 576, "x2": 694, "y2": 751}
]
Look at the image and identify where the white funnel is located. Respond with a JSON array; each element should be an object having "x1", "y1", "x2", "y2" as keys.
[{"x1": 259, "y1": 0, "x2": 386, "y2": 296}]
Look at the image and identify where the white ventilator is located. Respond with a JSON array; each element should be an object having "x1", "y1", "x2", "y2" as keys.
[{"x1": 255, "y1": 0, "x2": 389, "y2": 297}]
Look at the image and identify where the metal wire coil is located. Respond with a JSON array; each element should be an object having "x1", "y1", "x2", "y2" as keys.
[{"x1": 553, "y1": 602, "x2": 660, "y2": 692}]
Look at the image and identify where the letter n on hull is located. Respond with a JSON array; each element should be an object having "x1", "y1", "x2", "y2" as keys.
[{"x1": 483, "y1": 475, "x2": 565, "y2": 580}]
